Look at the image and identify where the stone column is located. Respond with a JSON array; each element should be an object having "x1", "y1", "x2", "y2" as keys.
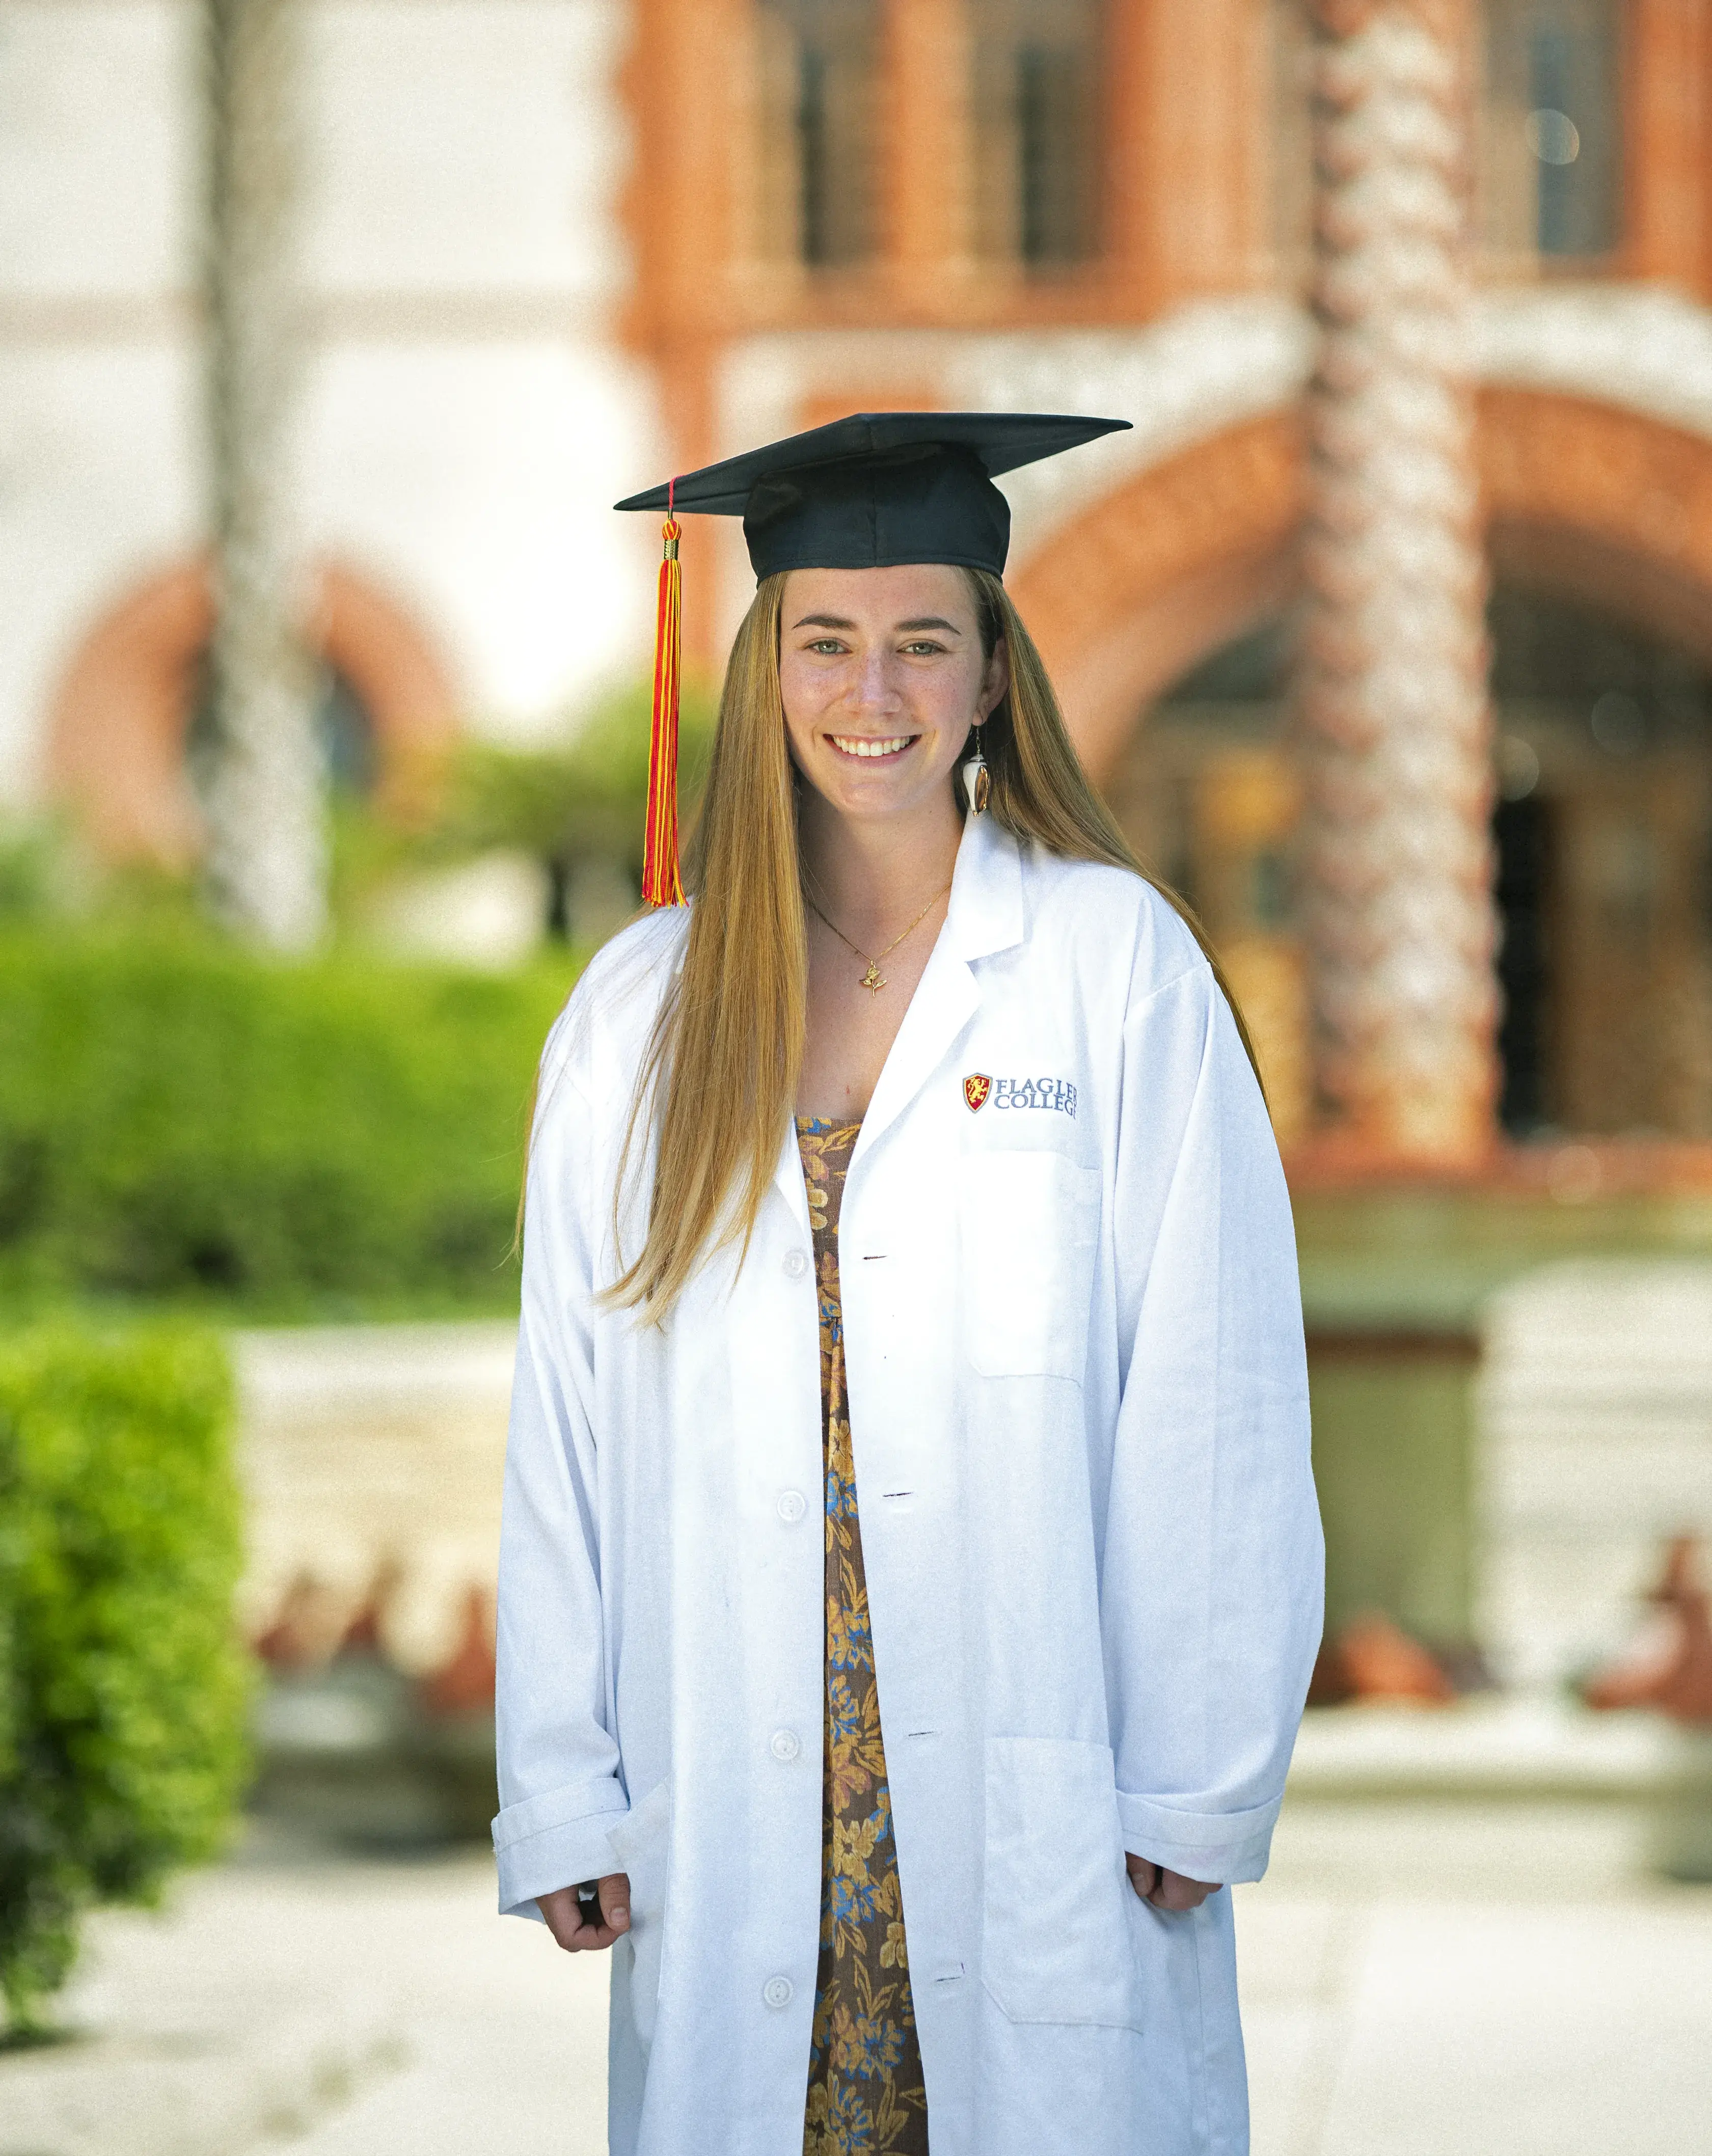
[
  {"x1": 881, "y1": 0, "x2": 972, "y2": 299},
  {"x1": 1295, "y1": 0, "x2": 1499, "y2": 1161},
  {"x1": 200, "y1": 0, "x2": 324, "y2": 948},
  {"x1": 1113, "y1": 0, "x2": 1271, "y2": 306}
]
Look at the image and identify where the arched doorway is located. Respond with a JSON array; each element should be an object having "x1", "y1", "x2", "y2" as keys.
[
  {"x1": 1485, "y1": 590, "x2": 1712, "y2": 1139},
  {"x1": 1007, "y1": 412, "x2": 1305, "y2": 785},
  {"x1": 1101, "y1": 590, "x2": 1712, "y2": 1149},
  {"x1": 1010, "y1": 390, "x2": 1712, "y2": 1148},
  {"x1": 47, "y1": 560, "x2": 461, "y2": 865}
]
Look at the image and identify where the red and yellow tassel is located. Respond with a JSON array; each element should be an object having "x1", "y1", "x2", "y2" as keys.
[{"x1": 642, "y1": 498, "x2": 685, "y2": 908}]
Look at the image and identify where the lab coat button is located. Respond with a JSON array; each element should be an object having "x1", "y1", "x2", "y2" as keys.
[
  {"x1": 763, "y1": 1976, "x2": 794, "y2": 2009},
  {"x1": 783, "y1": 1248, "x2": 809, "y2": 1279},
  {"x1": 776, "y1": 1489, "x2": 807, "y2": 1524},
  {"x1": 769, "y1": 1728, "x2": 801, "y2": 1763}
]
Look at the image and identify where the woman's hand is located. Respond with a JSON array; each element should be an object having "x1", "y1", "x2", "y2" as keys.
[
  {"x1": 1125, "y1": 1853, "x2": 1217, "y2": 1912},
  {"x1": 537, "y1": 1872, "x2": 632, "y2": 1951}
]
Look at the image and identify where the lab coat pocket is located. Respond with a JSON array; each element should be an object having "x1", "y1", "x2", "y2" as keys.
[
  {"x1": 983, "y1": 1737, "x2": 1142, "y2": 2032},
  {"x1": 959, "y1": 1151, "x2": 1100, "y2": 1380},
  {"x1": 607, "y1": 1776, "x2": 673, "y2": 2049}
]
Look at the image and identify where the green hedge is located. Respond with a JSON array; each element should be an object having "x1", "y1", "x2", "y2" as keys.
[
  {"x1": 0, "y1": 1322, "x2": 247, "y2": 2031},
  {"x1": 0, "y1": 936, "x2": 578, "y2": 1316}
]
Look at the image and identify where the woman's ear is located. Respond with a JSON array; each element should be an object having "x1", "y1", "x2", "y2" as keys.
[{"x1": 981, "y1": 634, "x2": 1010, "y2": 721}]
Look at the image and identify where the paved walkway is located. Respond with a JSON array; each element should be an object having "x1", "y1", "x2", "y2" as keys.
[
  {"x1": 0, "y1": 1827, "x2": 604, "y2": 2156},
  {"x1": 3, "y1": 1797, "x2": 1707, "y2": 2155},
  {"x1": 1242, "y1": 1796, "x2": 1712, "y2": 2156}
]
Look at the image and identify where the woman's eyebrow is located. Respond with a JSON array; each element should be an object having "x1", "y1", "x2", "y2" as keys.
[{"x1": 788, "y1": 612, "x2": 964, "y2": 633}]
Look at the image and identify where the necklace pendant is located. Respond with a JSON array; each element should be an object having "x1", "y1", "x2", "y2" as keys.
[{"x1": 859, "y1": 962, "x2": 887, "y2": 994}]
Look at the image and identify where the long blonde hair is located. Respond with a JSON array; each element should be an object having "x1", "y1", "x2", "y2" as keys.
[{"x1": 608, "y1": 567, "x2": 1256, "y2": 1320}]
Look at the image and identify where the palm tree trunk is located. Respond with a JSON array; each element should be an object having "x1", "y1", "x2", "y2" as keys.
[
  {"x1": 1295, "y1": 0, "x2": 1499, "y2": 1161},
  {"x1": 200, "y1": 0, "x2": 324, "y2": 947}
]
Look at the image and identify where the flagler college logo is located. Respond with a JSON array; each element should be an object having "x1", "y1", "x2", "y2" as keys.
[{"x1": 963, "y1": 1072, "x2": 1078, "y2": 1117}]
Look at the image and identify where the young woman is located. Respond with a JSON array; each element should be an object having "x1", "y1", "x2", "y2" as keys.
[{"x1": 494, "y1": 415, "x2": 1322, "y2": 2156}]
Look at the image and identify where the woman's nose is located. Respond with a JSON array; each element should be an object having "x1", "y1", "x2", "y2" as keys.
[{"x1": 848, "y1": 649, "x2": 903, "y2": 713}]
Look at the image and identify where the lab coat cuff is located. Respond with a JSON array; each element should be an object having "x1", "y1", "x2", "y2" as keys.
[
  {"x1": 1116, "y1": 1790, "x2": 1282, "y2": 1886},
  {"x1": 493, "y1": 1777, "x2": 630, "y2": 1919}
]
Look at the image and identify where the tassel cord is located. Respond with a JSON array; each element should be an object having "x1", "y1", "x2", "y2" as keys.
[{"x1": 642, "y1": 497, "x2": 684, "y2": 908}]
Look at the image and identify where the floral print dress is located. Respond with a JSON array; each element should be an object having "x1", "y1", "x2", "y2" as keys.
[{"x1": 796, "y1": 1117, "x2": 930, "y2": 2156}]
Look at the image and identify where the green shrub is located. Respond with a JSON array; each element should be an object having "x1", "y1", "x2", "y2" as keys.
[
  {"x1": 0, "y1": 935, "x2": 578, "y2": 1316},
  {"x1": 430, "y1": 678, "x2": 717, "y2": 895},
  {"x1": 0, "y1": 1321, "x2": 247, "y2": 2032}
]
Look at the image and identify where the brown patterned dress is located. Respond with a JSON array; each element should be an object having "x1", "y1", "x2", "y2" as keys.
[{"x1": 796, "y1": 1117, "x2": 930, "y2": 2156}]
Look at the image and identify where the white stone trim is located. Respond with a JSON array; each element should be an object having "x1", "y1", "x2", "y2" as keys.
[
  {"x1": 712, "y1": 298, "x2": 1315, "y2": 583},
  {"x1": 1474, "y1": 281, "x2": 1712, "y2": 443},
  {"x1": 714, "y1": 284, "x2": 1712, "y2": 605}
]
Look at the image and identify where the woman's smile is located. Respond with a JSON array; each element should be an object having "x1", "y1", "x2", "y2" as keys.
[{"x1": 827, "y1": 731, "x2": 920, "y2": 762}]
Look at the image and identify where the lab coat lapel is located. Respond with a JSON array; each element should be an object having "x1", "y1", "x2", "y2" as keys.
[
  {"x1": 770, "y1": 1117, "x2": 813, "y2": 1230},
  {"x1": 855, "y1": 813, "x2": 1025, "y2": 1164}
]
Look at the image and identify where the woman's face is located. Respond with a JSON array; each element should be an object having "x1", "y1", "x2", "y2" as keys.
[{"x1": 778, "y1": 564, "x2": 1007, "y2": 826}]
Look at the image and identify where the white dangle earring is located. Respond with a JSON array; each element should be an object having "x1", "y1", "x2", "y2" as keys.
[{"x1": 965, "y1": 723, "x2": 991, "y2": 814}]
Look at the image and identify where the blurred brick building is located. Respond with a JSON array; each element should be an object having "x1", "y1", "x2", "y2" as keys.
[{"x1": 7, "y1": 1, "x2": 1712, "y2": 1148}]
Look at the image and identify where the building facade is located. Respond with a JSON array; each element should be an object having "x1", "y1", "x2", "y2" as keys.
[{"x1": 8, "y1": 0, "x2": 1712, "y2": 1148}]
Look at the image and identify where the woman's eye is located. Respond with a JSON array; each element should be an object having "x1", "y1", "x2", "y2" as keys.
[
  {"x1": 902, "y1": 641, "x2": 945, "y2": 656},
  {"x1": 807, "y1": 639, "x2": 845, "y2": 655}
]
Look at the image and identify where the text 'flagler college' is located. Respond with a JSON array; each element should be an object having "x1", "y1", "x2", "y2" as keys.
[{"x1": 964, "y1": 1074, "x2": 1078, "y2": 1117}]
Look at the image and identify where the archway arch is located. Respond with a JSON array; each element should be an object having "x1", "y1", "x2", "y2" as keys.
[
  {"x1": 47, "y1": 559, "x2": 462, "y2": 864},
  {"x1": 1008, "y1": 412, "x2": 1305, "y2": 784},
  {"x1": 1014, "y1": 388, "x2": 1712, "y2": 1148},
  {"x1": 1479, "y1": 388, "x2": 1712, "y2": 664},
  {"x1": 1009, "y1": 386, "x2": 1712, "y2": 781}
]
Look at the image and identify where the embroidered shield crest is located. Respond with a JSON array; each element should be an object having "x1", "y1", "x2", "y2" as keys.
[{"x1": 964, "y1": 1073, "x2": 992, "y2": 1112}]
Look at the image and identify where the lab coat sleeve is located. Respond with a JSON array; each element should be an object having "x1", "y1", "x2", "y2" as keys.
[
  {"x1": 492, "y1": 1025, "x2": 627, "y2": 1919},
  {"x1": 1103, "y1": 961, "x2": 1323, "y2": 1887}
]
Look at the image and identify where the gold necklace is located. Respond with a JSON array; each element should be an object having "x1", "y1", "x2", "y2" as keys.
[{"x1": 804, "y1": 882, "x2": 951, "y2": 995}]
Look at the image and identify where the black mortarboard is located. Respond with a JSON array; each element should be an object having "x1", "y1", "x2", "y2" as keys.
[
  {"x1": 617, "y1": 410, "x2": 1130, "y2": 906},
  {"x1": 615, "y1": 409, "x2": 1130, "y2": 579}
]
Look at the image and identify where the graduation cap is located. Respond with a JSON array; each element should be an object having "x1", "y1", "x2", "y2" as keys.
[{"x1": 615, "y1": 410, "x2": 1130, "y2": 904}]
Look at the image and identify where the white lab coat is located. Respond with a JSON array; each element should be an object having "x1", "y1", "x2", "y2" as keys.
[{"x1": 494, "y1": 810, "x2": 1322, "y2": 2156}]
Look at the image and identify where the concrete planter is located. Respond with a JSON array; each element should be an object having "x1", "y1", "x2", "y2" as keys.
[
  {"x1": 1296, "y1": 1182, "x2": 1712, "y2": 1686},
  {"x1": 1648, "y1": 1727, "x2": 1712, "y2": 1882}
]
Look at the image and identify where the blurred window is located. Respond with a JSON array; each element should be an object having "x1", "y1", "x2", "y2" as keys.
[
  {"x1": 756, "y1": 0, "x2": 881, "y2": 267},
  {"x1": 1267, "y1": 0, "x2": 1314, "y2": 282},
  {"x1": 187, "y1": 658, "x2": 378, "y2": 806},
  {"x1": 969, "y1": 0, "x2": 1103, "y2": 269},
  {"x1": 1268, "y1": 2, "x2": 1622, "y2": 274},
  {"x1": 1481, "y1": 0, "x2": 1622, "y2": 261},
  {"x1": 317, "y1": 670, "x2": 379, "y2": 798}
]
